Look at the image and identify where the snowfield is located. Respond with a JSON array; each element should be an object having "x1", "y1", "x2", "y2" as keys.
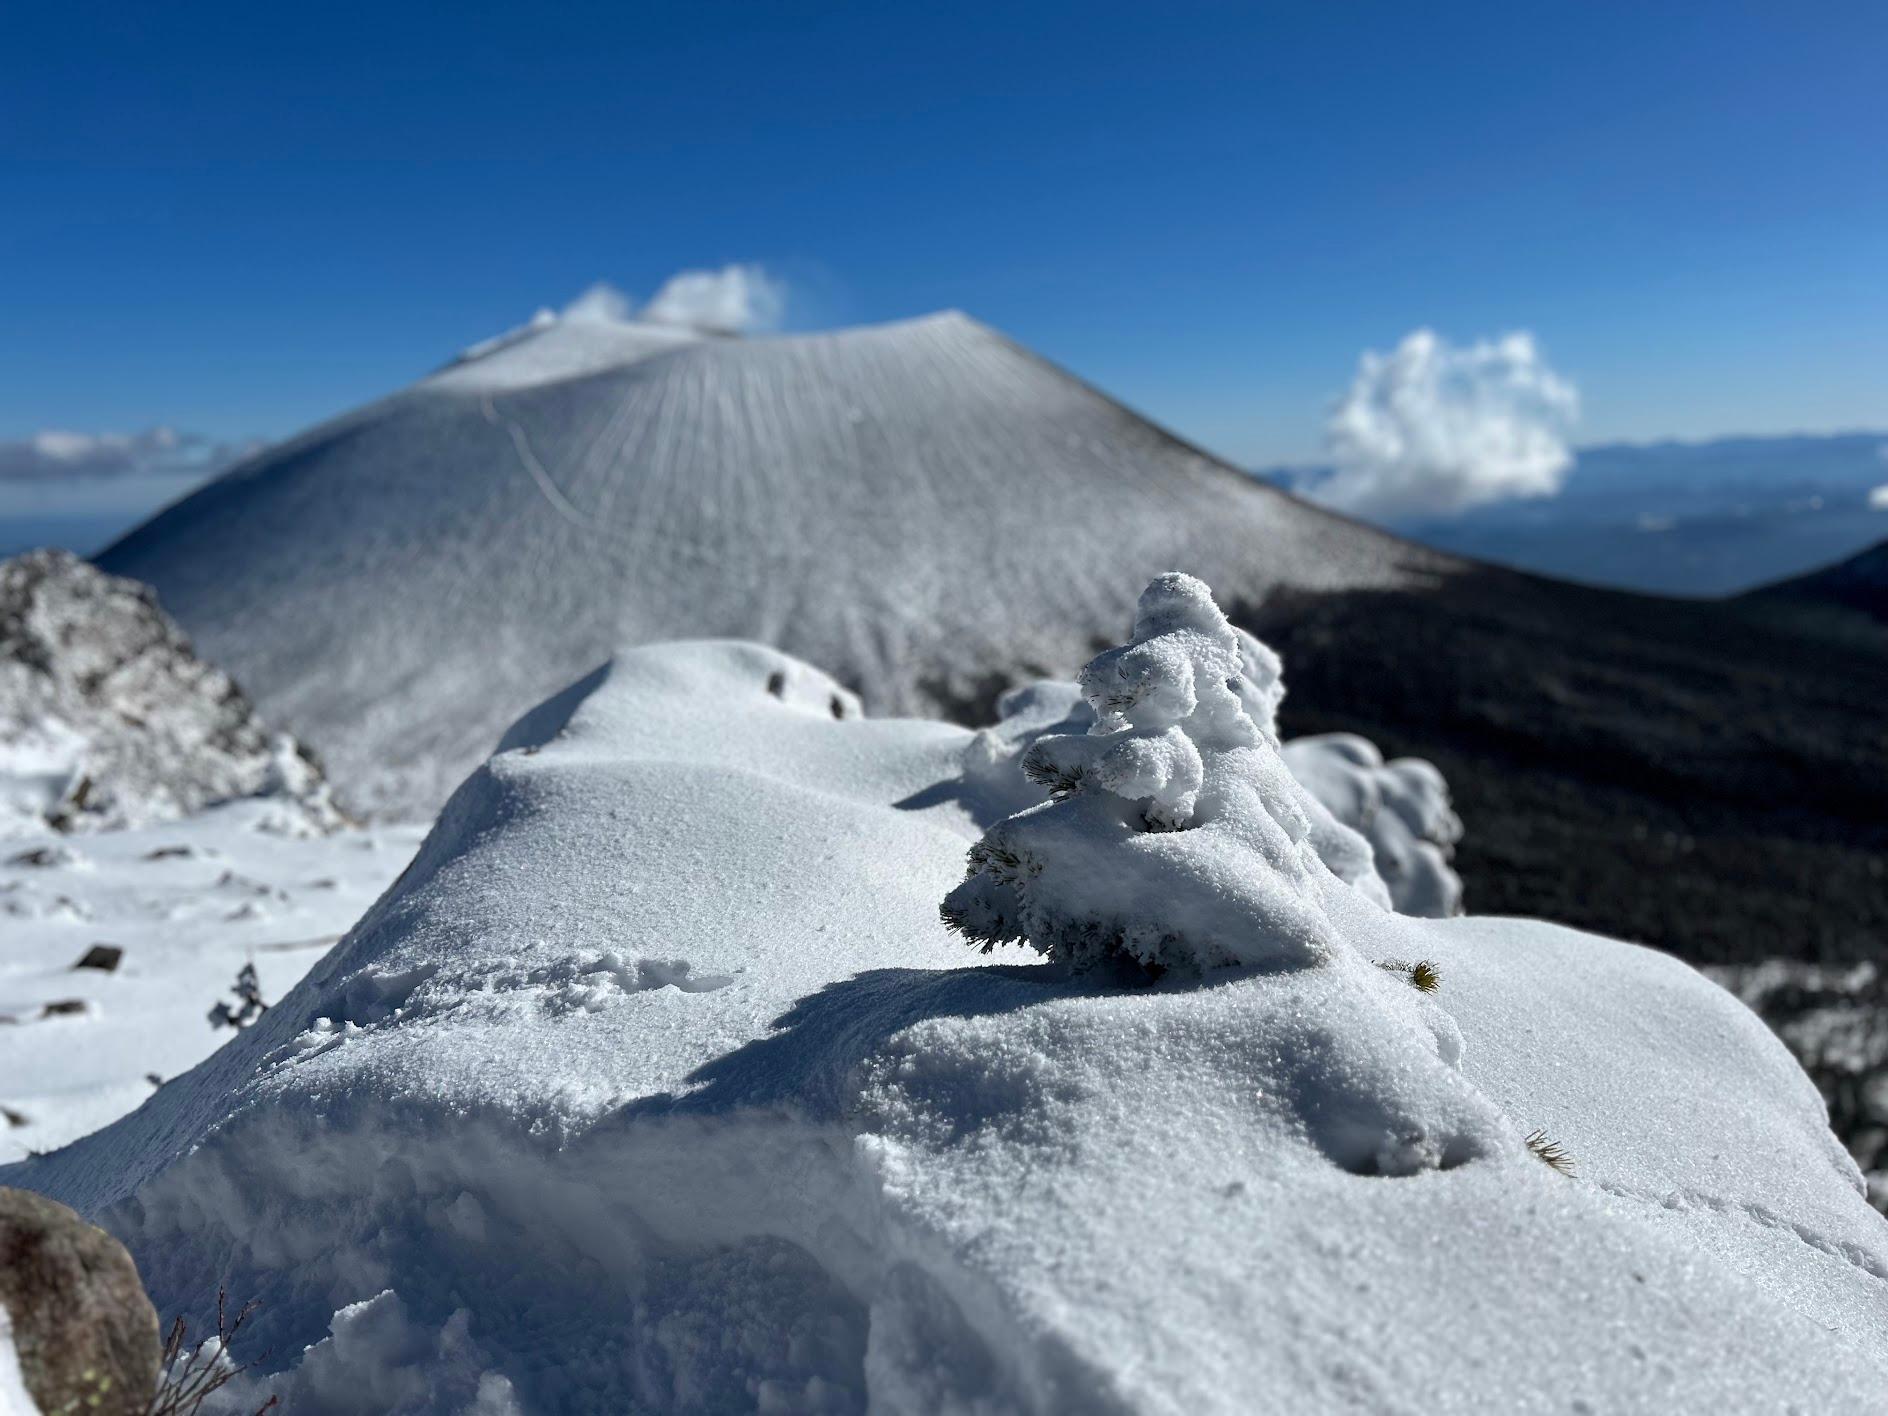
[
  {"x1": 5, "y1": 584, "x2": 1883, "y2": 1414},
  {"x1": 0, "y1": 801, "x2": 424, "y2": 1166}
]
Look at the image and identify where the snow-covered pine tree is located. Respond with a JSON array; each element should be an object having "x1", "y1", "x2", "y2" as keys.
[{"x1": 940, "y1": 572, "x2": 1351, "y2": 973}]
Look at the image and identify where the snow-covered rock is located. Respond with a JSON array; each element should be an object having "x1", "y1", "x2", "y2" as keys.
[
  {"x1": 0, "y1": 550, "x2": 342, "y2": 838},
  {"x1": 98, "y1": 310, "x2": 1449, "y2": 814},
  {"x1": 4, "y1": 606, "x2": 1885, "y2": 1412}
]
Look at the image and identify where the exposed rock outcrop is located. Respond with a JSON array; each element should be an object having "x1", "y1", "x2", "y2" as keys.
[{"x1": 0, "y1": 549, "x2": 343, "y2": 838}]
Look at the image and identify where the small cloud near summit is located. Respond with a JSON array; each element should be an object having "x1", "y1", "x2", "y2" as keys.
[
  {"x1": 561, "y1": 264, "x2": 787, "y2": 335},
  {"x1": 1309, "y1": 328, "x2": 1580, "y2": 520},
  {"x1": 560, "y1": 282, "x2": 635, "y2": 325}
]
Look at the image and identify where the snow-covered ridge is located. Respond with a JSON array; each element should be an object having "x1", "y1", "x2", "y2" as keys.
[
  {"x1": 0, "y1": 550, "x2": 341, "y2": 838},
  {"x1": 7, "y1": 592, "x2": 1883, "y2": 1412},
  {"x1": 424, "y1": 313, "x2": 709, "y2": 393},
  {"x1": 100, "y1": 309, "x2": 1452, "y2": 814}
]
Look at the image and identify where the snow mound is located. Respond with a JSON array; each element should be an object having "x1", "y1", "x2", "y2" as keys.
[
  {"x1": 426, "y1": 314, "x2": 707, "y2": 393},
  {"x1": 0, "y1": 551, "x2": 342, "y2": 838},
  {"x1": 6, "y1": 622, "x2": 1886, "y2": 1411},
  {"x1": 99, "y1": 310, "x2": 1449, "y2": 814}
]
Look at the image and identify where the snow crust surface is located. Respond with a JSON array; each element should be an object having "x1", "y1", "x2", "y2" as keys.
[
  {"x1": 5, "y1": 636, "x2": 1885, "y2": 1414},
  {"x1": 99, "y1": 311, "x2": 1451, "y2": 814}
]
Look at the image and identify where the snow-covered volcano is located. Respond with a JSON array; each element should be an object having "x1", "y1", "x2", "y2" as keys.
[{"x1": 100, "y1": 311, "x2": 1447, "y2": 814}]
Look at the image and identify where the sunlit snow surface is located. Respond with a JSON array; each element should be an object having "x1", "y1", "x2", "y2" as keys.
[
  {"x1": 5, "y1": 640, "x2": 1883, "y2": 1414},
  {"x1": 0, "y1": 801, "x2": 423, "y2": 1164},
  {"x1": 0, "y1": 1306, "x2": 35, "y2": 1416}
]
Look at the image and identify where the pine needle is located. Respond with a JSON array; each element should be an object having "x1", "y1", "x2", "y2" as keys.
[
  {"x1": 1021, "y1": 756, "x2": 1085, "y2": 800},
  {"x1": 1374, "y1": 959, "x2": 1441, "y2": 993},
  {"x1": 1524, "y1": 1128, "x2": 1576, "y2": 1175}
]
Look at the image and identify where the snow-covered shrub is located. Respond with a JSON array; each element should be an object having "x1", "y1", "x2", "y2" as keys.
[
  {"x1": 1281, "y1": 734, "x2": 1463, "y2": 917},
  {"x1": 941, "y1": 573, "x2": 1352, "y2": 972},
  {"x1": 207, "y1": 964, "x2": 269, "y2": 1031},
  {"x1": 956, "y1": 621, "x2": 1462, "y2": 917}
]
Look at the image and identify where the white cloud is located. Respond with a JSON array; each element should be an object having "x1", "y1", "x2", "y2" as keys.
[
  {"x1": 548, "y1": 266, "x2": 788, "y2": 337},
  {"x1": 1311, "y1": 329, "x2": 1580, "y2": 519},
  {"x1": 1867, "y1": 484, "x2": 1888, "y2": 511},
  {"x1": 641, "y1": 263, "x2": 786, "y2": 334},
  {"x1": 560, "y1": 283, "x2": 634, "y2": 325},
  {"x1": 0, "y1": 427, "x2": 260, "y2": 482}
]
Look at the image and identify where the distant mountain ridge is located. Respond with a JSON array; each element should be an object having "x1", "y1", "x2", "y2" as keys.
[
  {"x1": 1269, "y1": 430, "x2": 1888, "y2": 595},
  {"x1": 1747, "y1": 538, "x2": 1888, "y2": 624}
]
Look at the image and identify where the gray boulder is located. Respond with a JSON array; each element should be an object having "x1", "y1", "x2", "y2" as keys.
[{"x1": 0, "y1": 1186, "x2": 159, "y2": 1415}]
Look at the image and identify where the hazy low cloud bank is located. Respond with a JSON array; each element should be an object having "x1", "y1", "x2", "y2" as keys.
[
  {"x1": 0, "y1": 427, "x2": 261, "y2": 482},
  {"x1": 1310, "y1": 329, "x2": 1580, "y2": 519},
  {"x1": 563, "y1": 263, "x2": 787, "y2": 335}
]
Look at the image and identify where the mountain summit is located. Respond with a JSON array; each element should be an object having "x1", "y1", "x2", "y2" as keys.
[{"x1": 100, "y1": 311, "x2": 1443, "y2": 814}]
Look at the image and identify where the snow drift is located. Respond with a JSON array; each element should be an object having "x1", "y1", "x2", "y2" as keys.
[
  {"x1": 0, "y1": 550, "x2": 340, "y2": 838},
  {"x1": 6, "y1": 582, "x2": 1884, "y2": 1413},
  {"x1": 98, "y1": 309, "x2": 1449, "y2": 814}
]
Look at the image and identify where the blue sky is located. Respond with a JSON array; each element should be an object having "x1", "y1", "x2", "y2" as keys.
[{"x1": 2, "y1": 0, "x2": 1884, "y2": 466}]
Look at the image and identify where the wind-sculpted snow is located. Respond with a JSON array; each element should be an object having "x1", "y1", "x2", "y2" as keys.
[
  {"x1": 0, "y1": 550, "x2": 341, "y2": 838},
  {"x1": 99, "y1": 310, "x2": 1448, "y2": 814},
  {"x1": 5, "y1": 625, "x2": 1885, "y2": 1413}
]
